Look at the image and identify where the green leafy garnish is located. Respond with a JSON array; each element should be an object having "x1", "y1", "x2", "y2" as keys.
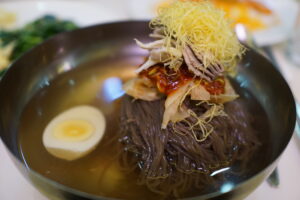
[{"x1": 0, "y1": 15, "x2": 78, "y2": 78}]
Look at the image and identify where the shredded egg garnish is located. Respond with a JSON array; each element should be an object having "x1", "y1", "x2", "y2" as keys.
[
  {"x1": 151, "y1": 1, "x2": 245, "y2": 72},
  {"x1": 42, "y1": 105, "x2": 106, "y2": 161}
]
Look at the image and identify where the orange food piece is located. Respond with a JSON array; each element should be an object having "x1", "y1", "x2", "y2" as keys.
[
  {"x1": 157, "y1": 0, "x2": 273, "y2": 31},
  {"x1": 199, "y1": 77, "x2": 225, "y2": 95}
]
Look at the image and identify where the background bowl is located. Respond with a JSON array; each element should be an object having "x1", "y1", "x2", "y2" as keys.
[{"x1": 0, "y1": 21, "x2": 296, "y2": 200}]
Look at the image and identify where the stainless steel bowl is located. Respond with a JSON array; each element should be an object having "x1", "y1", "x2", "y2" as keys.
[{"x1": 0, "y1": 21, "x2": 296, "y2": 200}]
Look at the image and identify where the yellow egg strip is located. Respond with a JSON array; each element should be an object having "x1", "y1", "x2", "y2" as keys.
[{"x1": 151, "y1": 0, "x2": 245, "y2": 72}]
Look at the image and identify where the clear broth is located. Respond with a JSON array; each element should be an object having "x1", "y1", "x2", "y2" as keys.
[{"x1": 18, "y1": 58, "x2": 271, "y2": 200}]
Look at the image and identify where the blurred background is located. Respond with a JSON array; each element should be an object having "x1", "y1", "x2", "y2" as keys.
[{"x1": 0, "y1": 0, "x2": 300, "y2": 199}]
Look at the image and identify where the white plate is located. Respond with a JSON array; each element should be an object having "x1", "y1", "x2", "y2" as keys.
[
  {"x1": 253, "y1": 0, "x2": 299, "y2": 46},
  {"x1": 127, "y1": 0, "x2": 299, "y2": 47}
]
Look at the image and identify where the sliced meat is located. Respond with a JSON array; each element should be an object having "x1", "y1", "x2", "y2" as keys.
[
  {"x1": 209, "y1": 63, "x2": 224, "y2": 76},
  {"x1": 183, "y1": 46, "x2": 224, "y2": 81},
  {"x1": 183, "y1": 46, "x2": 213, "y2": 81}
]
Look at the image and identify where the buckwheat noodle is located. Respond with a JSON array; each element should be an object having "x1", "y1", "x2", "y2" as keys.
[{"x1": 119, "y1": 95, "x2": 260, "y2": 198}]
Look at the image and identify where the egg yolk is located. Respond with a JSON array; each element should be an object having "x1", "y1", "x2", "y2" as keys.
[{"x1": 54, "y1": 120, "x2": 94, "y2": 142}]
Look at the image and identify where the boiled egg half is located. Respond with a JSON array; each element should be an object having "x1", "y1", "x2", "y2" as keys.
[{"x1": 42, "y1": 105, "x2": 105, "y2": 161}]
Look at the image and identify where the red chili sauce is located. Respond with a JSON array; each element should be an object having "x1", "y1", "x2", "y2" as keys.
[{"x1": 139, "y1": 64, "x2": 225, "y2": 95}]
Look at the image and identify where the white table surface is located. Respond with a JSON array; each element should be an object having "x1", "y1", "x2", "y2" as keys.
[{"x1": 1, "y1": 0, "x2": 300, "y2": 199}]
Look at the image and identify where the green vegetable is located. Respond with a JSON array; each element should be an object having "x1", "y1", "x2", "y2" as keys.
[
  {"x1": 0, "y1": 68, "x2": 7, "y2": 77},
  {"x1": 0, "y1": 14, "x2": 78, "y2": 64}
]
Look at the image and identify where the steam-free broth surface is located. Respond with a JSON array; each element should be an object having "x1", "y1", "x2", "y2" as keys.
[{"x1": 18, "y1": 59, "x2": 271, "y2": 200}]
